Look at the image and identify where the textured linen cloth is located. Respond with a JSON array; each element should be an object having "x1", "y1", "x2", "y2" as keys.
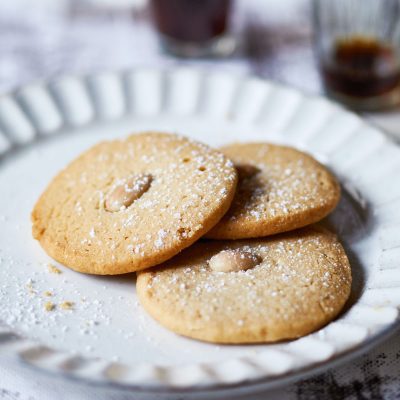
[{"x1": 0, "y1": 0, "x2": 399, "y2": 399}]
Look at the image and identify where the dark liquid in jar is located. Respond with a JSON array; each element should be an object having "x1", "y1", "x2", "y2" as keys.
[
  {"x1": 321, "y1": 36, "x2": 400, "y2": 97},
  {"x1": 150, "y1": 0, "x2": 231, "y2": 42}
]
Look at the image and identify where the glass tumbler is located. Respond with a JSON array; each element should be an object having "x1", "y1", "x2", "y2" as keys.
[
  {"x1": 313, "y1": 0, "x2": 400, "y2": 110},
  {"x1": 150, "y1": 0, "x2": 235, "y2": 58}
]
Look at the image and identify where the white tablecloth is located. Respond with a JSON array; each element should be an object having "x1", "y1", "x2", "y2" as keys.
[{"x1": 0, "y1": 0, "x2": 399, "y2": 398}]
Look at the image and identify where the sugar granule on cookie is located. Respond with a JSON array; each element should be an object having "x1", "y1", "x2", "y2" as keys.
[
  {"x1": 206, "y1": 143, "x2": 341, "y2": 239},
  {"x1": 137, "y1": 226, "x2": 351, "y2": 344},
  {"x1": 32, "y1": 132, "x2": 238, "y2": 275}
]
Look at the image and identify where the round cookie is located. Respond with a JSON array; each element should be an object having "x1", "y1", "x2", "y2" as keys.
[
  {"x1": 137, "y1": 226, "x2": 351, "y2": 343},
  {"x1": 206, "y1": 143, "x2": 340, "y2": 239},
  {"x1": 32, "y1": 132, "x2": 238, "y2": 275}
]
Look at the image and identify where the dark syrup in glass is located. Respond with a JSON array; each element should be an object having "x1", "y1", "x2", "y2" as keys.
[
  {"x1": 321, "y1": 36, "x2": 400, "y2": 97},
  {"x1": 150, "y1": 0, "x2": 231, "y2": 43}
]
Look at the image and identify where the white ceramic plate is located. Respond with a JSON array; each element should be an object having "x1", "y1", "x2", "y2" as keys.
[{"x1": 0, "y1": 68, "x2": 399, "y2": 399}]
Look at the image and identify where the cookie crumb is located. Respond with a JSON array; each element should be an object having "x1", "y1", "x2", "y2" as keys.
[
  {"x1": 43, "y1": 291, "x2": 53, "y2": 297},
  {"x1": 48, "y1": 264, "x2": 62, "y2": 274},
  {"x1": 44, "y1": 302, "x2": 56, "y2": 311},
  {"x1": 26, "y1": 282, "x2": 36, "y2": 295},
  {"x1": 60, "y1": 301, "x2": 74, "y2": 310}
]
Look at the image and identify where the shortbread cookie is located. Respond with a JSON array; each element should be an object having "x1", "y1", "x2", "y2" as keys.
[
  {"x1": 206, "y1": 143, "x2": 340, "y2": 239},
  {"x1": 137, "y1": 227, "x2": 351, "y2": 343},
  {"x1": 32, "y1": 132, "x2": 238, "y2": 275}
]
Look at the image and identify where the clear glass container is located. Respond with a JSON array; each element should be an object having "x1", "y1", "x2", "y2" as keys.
[
  {"x1": 313, "y1": 0, "x2": 400, "y2": 110},
  {"x1": 150, "y1": 0, "x2": 236, "y2": 58}
]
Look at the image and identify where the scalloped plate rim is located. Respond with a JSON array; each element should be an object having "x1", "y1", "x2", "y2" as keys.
[{"x1": 0, "y1": 67, "x2": 399, "y2": 395}]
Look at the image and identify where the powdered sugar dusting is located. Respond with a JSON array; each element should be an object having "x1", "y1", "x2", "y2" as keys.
[
  {"x1": 212, "y1": 144, "x2": 338, "y2": 230},
  {"x1": 34, "y1": 132, "x2": 237, "y2": 273},
  {"x1": 154, "y1": 229, "x2": 167, "y2": 249},
  {"x1": 142, "y1": 229, "x2": 351, "y2": 331}
]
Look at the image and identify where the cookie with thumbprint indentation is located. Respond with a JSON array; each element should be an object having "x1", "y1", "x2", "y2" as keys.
[
  {"x1": 205, "y1": 143, "x2": 340, "y2": 240},
  {"x1": 137, "y1": 226, "x2": 351, "y2": 343},
  {"x1": 32, "y1": 132, "x2": 238, "y2": 275}
]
